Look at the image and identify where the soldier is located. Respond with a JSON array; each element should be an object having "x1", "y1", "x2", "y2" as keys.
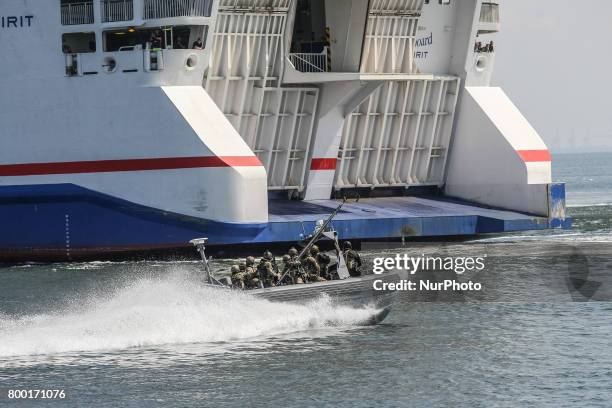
[
  {"x1": 237, "y1": 262, "x2": 249, "y2": 288},
  {"x1": 264, "y1": 250, "x2": 280, "y2": 277},
  {"x1": 278, "y1": 254, "x2": 295, "y2": 285},
  {"x1": 257, "y1": 251, "x2": 278, "y2": 287},
  {"x1": 245, "y1": 256, "x2": 256, "y2": 269},
  {"x1": 286, "y1": 247, "x2": 305, "y2": 283},
  {"x1": 302, "y1": 250, "x2": 325, "y2": 283},
  {"x1": 310, "y1": 245, "x2": 332, "y2": 280},
  {"x1": 230, "y1": 264, "x2": 246, "y2": 289},
  {"x1": 343, "y1": 241, "x2": 362, "y2": 277},
  {"x1": 245, "y1": 256, "x2": 260, "y2": 288},
  {"x1": 290, "y1": 252, "x2": 306, "y2": 284}
]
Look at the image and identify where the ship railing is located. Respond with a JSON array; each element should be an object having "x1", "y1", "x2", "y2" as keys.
[
  {"x1": 143, "y1": 0, "x2": 213, "y2": 19},
  {"x1": 102, "y1": 0, "x2": 134, "y2": 22},
  {"x1": 61, "y1": 1, "x2": 95, "y2": 25},
  {"x1": 218, "y1": 0, "x2": 291, "y2": 11},
  {"x1": 288, "y1": 47, "x2": 329, "y2": 73},
  {"x1": 480, "y1": 2, "x2": 500, "y2": 24}
]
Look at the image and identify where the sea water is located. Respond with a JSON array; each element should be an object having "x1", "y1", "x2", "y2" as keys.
[{"x1": 0, "y1": 152, "x2": 611, "y2": 407}]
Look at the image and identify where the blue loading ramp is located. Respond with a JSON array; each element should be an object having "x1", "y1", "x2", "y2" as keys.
[{"x1": 258, "y1": 195, "x2": 571, "y2": 243}]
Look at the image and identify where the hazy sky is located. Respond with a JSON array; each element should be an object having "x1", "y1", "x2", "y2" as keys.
[{"x1": 492, "y1": 0, "x2": 612, "y2": 153}]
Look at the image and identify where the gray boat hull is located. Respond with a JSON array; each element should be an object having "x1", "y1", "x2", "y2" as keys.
[{"x1": 249, "y1": 273, "x2": 399, "y2": 325}]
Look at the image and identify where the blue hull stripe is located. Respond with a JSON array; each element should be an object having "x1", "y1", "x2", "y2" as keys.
[
  {"x1": 0, "y1": 184, "x2": 265, "y2": 249},
  {"x1": 0, "y1": 184, "x2": 571, "y2": 259}
]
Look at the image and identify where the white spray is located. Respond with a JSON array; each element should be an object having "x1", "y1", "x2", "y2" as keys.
[{"x1": 0, "y1": 275, "x2": 380, "y2": 357}]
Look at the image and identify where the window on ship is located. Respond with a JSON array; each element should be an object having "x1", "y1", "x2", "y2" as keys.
[
  {"x1": 103, "y1": 26, "x2": 208, "y2": 51},
  {"x1": 62, "y1": 32, "x2": 96, "y2": 53}
]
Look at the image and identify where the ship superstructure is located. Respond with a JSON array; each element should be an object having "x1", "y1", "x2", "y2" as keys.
[{"x1": 0, "y1": 0, "x2": 569, "y2": 260}]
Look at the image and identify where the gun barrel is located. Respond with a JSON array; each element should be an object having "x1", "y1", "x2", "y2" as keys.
[
  {"x1": 298, "y1": 198, "x2": 346, "y2": 258},
  {"x1": 278, "y1": 198, "x2": 347, "y2": 284}
]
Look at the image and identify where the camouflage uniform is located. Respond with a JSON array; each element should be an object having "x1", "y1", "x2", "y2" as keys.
[
  {"x1": 343, "y1": 241, "x2": 362, "y2": 277},
  {"x1": 278, "y1": 254, "x2": 294, "y2": 285},
  {"x1": 245, "y1": 256, "x2": 260, "y2": 288},
  {"x1": 309, "y1": 245, "x2": 328, "y2": 282},
  {"x1": 302, "y1": 254, "x2": 325, "y2": 283},
  {"x1": 288, "y1": 247, "x2": 305, "y2": 283},
  {"x1": 314, "y1": 252, "x2": 332, "y2": 281},
  {"x1": 279, "y1": 253, "x2": 302, "y2": 284},
  {"x1": 257, "y1": 251, "x2": 278, "y2": 287},
  {"x1": 230, "y1": 264, "x2": 247, "y2": 289},
  {"x1": 246, "y1": 256, "x2": 256, "y2": 268}
]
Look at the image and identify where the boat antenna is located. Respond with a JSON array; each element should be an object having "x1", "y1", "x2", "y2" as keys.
[{"x1": 189, "y1": 238, "x2": 224, "y2": 286}]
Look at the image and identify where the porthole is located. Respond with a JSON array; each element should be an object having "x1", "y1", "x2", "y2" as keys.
[
  {"x1": 475, "y1": 55, "x2": 487, "y2": 72},
  {"x1": 186, "y1": 54, "x2": 198, "y2": 70}
]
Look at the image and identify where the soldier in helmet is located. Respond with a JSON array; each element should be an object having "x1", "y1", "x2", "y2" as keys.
[
  {"x1": 343, "y1": 241, "x2": 362, "y2": 277},
  {"x1": 245, "y1": 256, "x2": 260, "y2": 288},
  {"x1": 246, "y1": 256, "x2": 256, "y2": 269},
  {"x1": 257, "y1": 251, "x2": 278, "y2": 287},
  {"x1": 268, "y1": 250, "x2": 281, "y2": 275},
  {"x1": 286, "y1": 247, "x2": 304, "y2": 283},
  {"x1": 230, "y1": 264, "x2": 246, "y2": 289},
  {"x1": 302, "y1": 247, "x2": 325, "y2": 283},
  {"x1": 278, "y1": 254, "x2": 295, "y2": 285},
  {"x1": 237, "y1": 262, "x2": 249, "y2": 288},
  {"x1": 310, "y1": 245, "x2": 332, "y2": 280}
]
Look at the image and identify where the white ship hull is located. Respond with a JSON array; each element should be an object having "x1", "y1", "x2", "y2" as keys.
[{"x1": 0, "y1": 0, "x2": 569, "y2": 261}]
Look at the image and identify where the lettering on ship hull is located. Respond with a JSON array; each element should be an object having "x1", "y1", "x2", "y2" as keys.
[
  {"x1": 414, "y1": 32, "x2": 433, "y2": 59},
  {"x1": 0, "y1": 15, "x2": 34, "y2": 28}
]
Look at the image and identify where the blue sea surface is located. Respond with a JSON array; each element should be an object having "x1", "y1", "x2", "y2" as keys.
[
  {"x1": 554, "y1": 152, "x2": 612, "y2": 207},
  {"x1": 0, "y1": 153, "x2": 610, "y2": 407}
]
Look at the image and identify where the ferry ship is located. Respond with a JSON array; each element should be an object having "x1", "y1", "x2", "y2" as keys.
[{"x1": 0, "y1": 0, "x2": 570, "y2": 261}]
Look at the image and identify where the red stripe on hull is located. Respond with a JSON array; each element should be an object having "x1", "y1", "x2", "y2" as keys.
[
  {"x1": 310, "y1": 158, "x2": 337, "y2": 171},
  {"x1": 0, "y1": 156, "x2": 263, "y2": 177},
  {"x1": 516, "y1": 150, "x2": 552, "y2": 162}
]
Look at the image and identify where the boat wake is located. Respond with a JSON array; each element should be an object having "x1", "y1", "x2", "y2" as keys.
[{"x1": 0, "y1": 275, "x2": 381, "y2": 358}]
